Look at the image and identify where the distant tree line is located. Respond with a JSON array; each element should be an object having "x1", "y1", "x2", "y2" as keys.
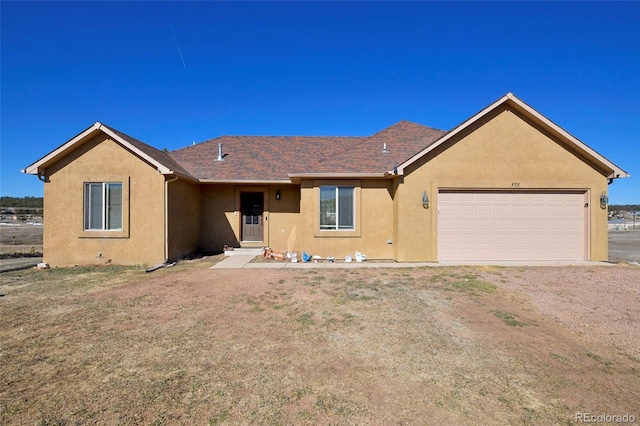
[
  {"x1": 610, "y1": 204, "x2": 640, "y2": 212},
  {"x1": 0, "y1": 196, "x2": 44, "y2": 208}
]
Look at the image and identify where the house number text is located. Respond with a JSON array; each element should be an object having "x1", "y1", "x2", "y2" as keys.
[{"x1": 511, "y1": 182, "x2": 520, "y2": 187}]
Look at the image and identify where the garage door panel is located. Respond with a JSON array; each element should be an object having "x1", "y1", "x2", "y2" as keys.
[
  {"x1": 438, "y1": 191, "x2": 586, "y2": 261},
  {"x1": 475, "y1": 205, "x2": 492, "y2": 216},
  {"x1": 510, "y1": 203, "x2": 527, "y2": 213},
  {"x1": 495, "y1": 206, "x2": 510, "y2": 216},
  {"x1": 494, "y1": 220, "x2": 510, "y2": 230},
  {"x1": 512, "y1": 219, "x2": 529, "y2": 230},
  {"x1": 565, "y1": 220, "x2": 582, "y2": 231},
  {"x1": 476, "y1": 219, "x2": 494, "y2": 230},
  {"x1": 458, "y1": 205, "x2": 475, "y2": 215},
  {"x1": 529, "y1": 233, "x2": 547, "y2": 244},
  {"x1": 511, "y1": 233, "x2": 529, "y2": 244},
  {"x1": 529, "y1": 205, "x2": 547, "y2": 216},
  {"x1": 547, "y1": 219, "x2": 564, "y2": 231},
  {"x1": 457, "y1": 220, "x2": 475, "y2": 231}
]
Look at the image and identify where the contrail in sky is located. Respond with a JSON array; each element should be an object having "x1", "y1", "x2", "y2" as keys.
[{"x1": 169, "y1": 21, "x2": 187, "y2": 69}]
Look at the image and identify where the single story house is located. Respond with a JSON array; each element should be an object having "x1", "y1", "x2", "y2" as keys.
[{"x1": 24, "y1": 93, "x2": 628, "y2": 266}]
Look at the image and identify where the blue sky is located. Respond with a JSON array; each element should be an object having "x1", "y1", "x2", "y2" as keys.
[{"x1": 2, "y1": 1, "x2": 638, "y2": 203}]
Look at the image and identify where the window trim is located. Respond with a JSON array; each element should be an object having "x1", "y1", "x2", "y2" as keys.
[
  {"x1": 80, "y1": 178, "x2": 129, "y2": 239},
  {"x1": 84, "y1": 182, "x2": 123, "y2": 231},
  {"x1": 313, "y1": 180, "x2": 361, "y2": 238},
  {"x1": 319, "y1": 185, "x2": 355, "y2": 231}
]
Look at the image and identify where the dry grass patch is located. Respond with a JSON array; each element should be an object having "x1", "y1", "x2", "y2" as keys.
[{"x1": 1, "y1": 264, "x2": 639, "y2": 425}]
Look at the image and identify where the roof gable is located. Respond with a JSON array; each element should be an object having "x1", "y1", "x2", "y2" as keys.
[
  {"x1": 24, "y1": 122, "x2": 195, "y2": 180},
  {"x1": 394, "y1": 93, "x2": 629, "y2": 180}
]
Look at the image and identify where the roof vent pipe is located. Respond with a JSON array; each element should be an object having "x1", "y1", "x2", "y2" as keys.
[
  {"x1": 216, "y1": 143, "x2": 224, "y2": 161},
  {"x1": 382, "y1": 143, "x2": 390, "y2": 154}
]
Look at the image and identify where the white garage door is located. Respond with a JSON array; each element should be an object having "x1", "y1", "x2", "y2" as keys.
[{"x1": 438, "y1": 191, "x2": 586, "y2": 261}]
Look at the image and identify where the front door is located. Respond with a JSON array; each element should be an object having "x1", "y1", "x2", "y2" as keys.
[{"x1": 241, "y1": 192, "x2": 264, "y2": 242}]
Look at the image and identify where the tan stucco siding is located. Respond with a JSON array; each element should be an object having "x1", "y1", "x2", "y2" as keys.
[
  {"x1": 265, "y1": 185, "x2": 302, "y2": 251},
  {"x1": 199, "y1": 184, "x2": 300, "y2": 252},
  {"x1": 167, "y1": 179, "x2": 201, "y2": 261},
  {"x1": 395, "y1": 106, "x2": 609, "y2": 261},
  {"x1": 292, "y1": 179, "x2": 395, "y2": 259},
  {"x1": 42, "y1": 134, "x2": 166, "y2": 266},
  {"x1": 199, "y1": 185, "x2": 237, "y2": 252},
  {"x1": 197, "y1": 182, "x2": 394, "y2": 259}
]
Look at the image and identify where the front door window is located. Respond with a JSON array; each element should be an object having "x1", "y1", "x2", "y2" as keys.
[{"x1": 241, "y1": 192, "x2": 264, "y2": 242}]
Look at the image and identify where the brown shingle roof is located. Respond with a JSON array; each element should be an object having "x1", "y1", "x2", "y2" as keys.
[
  {"x1": 102, "y1": 124, "x2": 195, "y2": 179},
  {"x1": 309, "y1": 121, "x2": 446, "y2": 174},
  {"x1": 169, "y1": 120, "x2": 446, "y2": 181}
]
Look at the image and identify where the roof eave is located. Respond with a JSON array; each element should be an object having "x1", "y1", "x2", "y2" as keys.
[
  {"x1": 287, "y1": 172, "x2": 391, "y2": 183},
  {"x1": 198, "y1": 179, "x2": 294, "y2": 184}
]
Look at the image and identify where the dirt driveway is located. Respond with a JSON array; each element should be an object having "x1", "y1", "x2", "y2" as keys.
[{"x1": 1, "y1": 261, "x2": 638, "y2": 425}]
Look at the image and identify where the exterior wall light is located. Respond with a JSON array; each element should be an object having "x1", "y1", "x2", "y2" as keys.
[
  {"x1": 275, "y1": 190, "x2": 281, "y2": 201},
  {"x1": 600, "y1": 192, "x2": 608, "y2": 209},
  {"x1": 422, "y1": 191, "x2": 429, "y2": 209}
]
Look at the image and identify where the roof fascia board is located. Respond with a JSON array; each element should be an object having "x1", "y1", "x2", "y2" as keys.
[
  {"x1": 198, "y1": 179, "x2": 293, "y2": 184},
  {"x1": 394, "y1": 93, "x2": 629, "y2": 179},
  {"x1": 288, "y1": 173, "x2": 389, "y2": 179},
  {"x1": 165, "y1": 173, "x2": 200, "y2": 184}
]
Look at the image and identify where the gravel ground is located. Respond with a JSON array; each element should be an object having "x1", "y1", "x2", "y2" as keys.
[{"x1": 609, "y1": 229, "x2": 640, "y2": 263}]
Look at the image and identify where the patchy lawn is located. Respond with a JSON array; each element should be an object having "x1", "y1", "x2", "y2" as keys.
[{"x1": 1, "y1": 261, "x2": 639, "y2": 425}]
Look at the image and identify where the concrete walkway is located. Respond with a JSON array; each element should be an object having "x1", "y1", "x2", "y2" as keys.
[{"x1": 210, "y1": 256, "x2": 615, "y2": 269}]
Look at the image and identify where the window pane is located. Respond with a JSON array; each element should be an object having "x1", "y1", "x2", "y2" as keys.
[
  {"x1": 85, "y1": 183, "x2": 103, "y2": 230},
  {"x1": 84, "y1": 184, "x2": 91, "y2": 229},
  {"x1": 338, "y1": 187, "x2": 354, "y2": 229},
  {"x1": 320, "y1": 187, "x2": 336, "y2": 229},
  {"x1": 106, "y1": 183, "x2": 122, "y2": 230}
]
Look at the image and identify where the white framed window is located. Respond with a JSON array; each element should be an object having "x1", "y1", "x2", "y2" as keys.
[
  {"x1": 84, "y1": 182, "x2": 123, "y2": 230},
  {"x1": 320, "y1": 186, "x2": 354, "y2": 230}
]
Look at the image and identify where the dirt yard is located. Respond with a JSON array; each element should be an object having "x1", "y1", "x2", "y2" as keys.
[
  {"x1": 608, "y1": 229, "x2": 640, "y2": 263},
  {"x1": 1, "y1": 260, "x2": 638, "y2": 425},
  {"x1": 0, "y1": 223, "x2": 43, "y2": 258}
]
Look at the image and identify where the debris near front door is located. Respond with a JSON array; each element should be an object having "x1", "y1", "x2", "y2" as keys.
[{"x1": 264, "y1": 248, "x2": 297, "y2": 261}]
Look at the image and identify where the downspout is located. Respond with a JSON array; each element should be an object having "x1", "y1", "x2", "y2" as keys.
[{"x1": 164, "y1": 175, "x2": 179, "y2": 262}]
